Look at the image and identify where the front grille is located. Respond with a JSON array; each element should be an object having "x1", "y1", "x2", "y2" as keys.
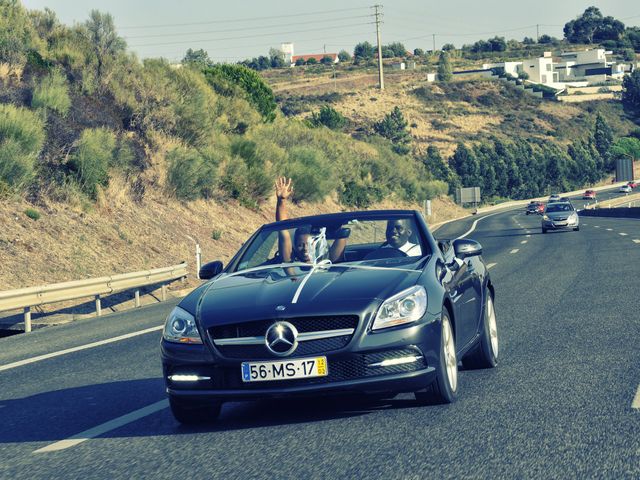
[
  {"x1": 216, "y1": 335, "x2": 351, "y2": 359},
  {"x1": 209, "y1": 315, "x2": 358, "y2": 339},
  {"x1": 222, "y1": 348, "x2": 426, "y2": 390}
]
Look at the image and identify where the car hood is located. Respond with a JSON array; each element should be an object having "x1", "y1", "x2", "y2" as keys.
[{"x1": 189, "y1": 263, "x2": 423, "y2": 329}]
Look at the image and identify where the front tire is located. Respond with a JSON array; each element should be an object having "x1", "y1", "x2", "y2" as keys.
[
  {"x1": 169, "y1": 396, "x2": 222, "y2": 424},
  {"x1": 462, "y1": 291, "x2": 498, "y2": 369},
  {"x1": 415, "y1": 309, "x2": 458, "y2": 405},
  {"x1": 573, "y1": 226, "x2": 580, "y2": 231},
  {"x1": 542, "y1": 227, "x2": 547, "y2": 234}
]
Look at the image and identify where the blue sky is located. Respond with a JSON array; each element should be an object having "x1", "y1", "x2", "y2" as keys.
[{"x1": 21, "y1": 0, "x2": 640, "y2": 62}]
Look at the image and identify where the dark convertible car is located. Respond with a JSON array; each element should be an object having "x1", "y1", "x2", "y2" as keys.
[{"x1": 161, "y1": 210, "x2": 498, "y2": 423}]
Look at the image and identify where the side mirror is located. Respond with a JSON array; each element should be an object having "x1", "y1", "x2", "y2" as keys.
[
  {"x1": 199, "y1": 260, "x2": 223, "y2": 280},
  {"x1": 453, "y1": 239, "x2": 482, "y2": 260}
]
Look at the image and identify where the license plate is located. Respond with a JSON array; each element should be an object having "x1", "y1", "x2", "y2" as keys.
[{"x1": 241, "y1": 357, "x2": 328, "y2": 382}]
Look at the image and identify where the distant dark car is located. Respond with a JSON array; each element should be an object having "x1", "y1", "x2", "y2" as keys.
[
  {"x1": 526, "y1": 201, "x2": 544, "y2": 215},
  {"x1": 583, "y1": 190, "x2": 596, "y2": 200},
  {"x1": 548, "y1": 194, "x2": 561, "y2": 203},
  {"x1": 161, "y1": 210, "x2": 498, "y2": 424},
  {"x1": 627, "y1": 181, "x2": 638, "y2": 189},
  {"x1": 542, "y1": 202, "x2": 579, "y2": 233}
]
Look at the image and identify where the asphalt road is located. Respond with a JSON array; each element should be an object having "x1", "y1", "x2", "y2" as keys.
[{"x1": 1, "y1": 192, "x2": 639, "y2": 479}]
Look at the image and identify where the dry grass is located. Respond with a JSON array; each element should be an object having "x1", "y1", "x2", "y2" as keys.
[{"x1": 0, "y1": 182, "x2": 467, "y2": 292}]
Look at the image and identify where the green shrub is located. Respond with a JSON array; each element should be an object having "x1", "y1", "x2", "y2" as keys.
[
  {"x1": 24, "y1": 208, "x2": 41, "y2": 220},
  {"x1": 31, "y1": 69, "x2": 71, "y2": 116},
  {"x1": 309, "y1": 106, "x2": 346, "y2": 130},
  {"x1": 211, "y1": 229, "x2": 222, "y2": 240},
  {"x1": 166, "y1": 145, "x2": 217, "y2": 200},
  {"x1": 284, "y1": 147, "x2": 334, "y2": 202},
  {"x1": 339, "y1": 180, "x2": 384, "y2": 208},
  {"x1": 68, "y1": 128, "x2": 116, "y2": 198},
  {"x1": 0, "y1": 104, "x2": 45, "y2": 190}
]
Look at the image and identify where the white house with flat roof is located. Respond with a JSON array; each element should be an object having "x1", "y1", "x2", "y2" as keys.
[{"x1": 521, "y1": 56, "x2": 558, "y2": 84}]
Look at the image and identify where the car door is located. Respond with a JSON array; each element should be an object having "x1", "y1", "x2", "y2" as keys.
[{"x1": 441, "y1": 243, "x2": 478, "y2": 348}]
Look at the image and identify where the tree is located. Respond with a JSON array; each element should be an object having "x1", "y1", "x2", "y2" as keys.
[
  {"x1": 422, "y1": 145, "x2": 454, "y2": 183},
  {"x1": 374, "y1": 106, "x2": 411, "y2": 154},
  {"x1": 269, "y1": 48, "x2": 286, "y2": 68},
  {"x1": 295, "y1": 57, "x2": 305, "y2": 66},
  {"x1": 449, "y1": 143, "x2": 479, "y2": 187},
  {"x1": 203, "y1": 64, "x2": 277, "y2": 121},
  {"x1": 413, "y1": 48, "x2": 424, "y2": 56},
  {"x1": 383, "y1": 42, "x2": 407, "y2": 57},
  {"x1": 305, "y1": 57, "x2": 318, "y2": 65},
  {"x1": 538, "y1": 34, "x2": 554, "y2": 44},
  {"x1": 523, "y1": 37, "x2": 536, "y2": 45},
  {"x1": 621, "y1": 70, "x2": 640, "y2": 117},
  {"x1": 442, "y1": 43, "x2": 456, "y2": 51},
  {"x1": 320, "y1": 56, "x2": 333, "y2": 65},
  {"x1": 182, "y1": 48, "x2": 211, "y2": 68},
  {"x1": 353, "y1": 41, "x2": 375, "y2": 63},
  {"x1": 309, "y1": 106, "x2": 346, "y2": 130},
  {"x1": 83, "y1": 10, "x2": 126, "y2": 80},
  {"x1": 564, "y1": 7, "x2": 625, "y2": 44},
  {"x1": 338, "y1": 49, "x2": 351, "y2": 62},
  {"x1": 610, "y1": 137, "x2": 640, "y2": 162},
  {"x1": 593, "y1": 112, "x2": 613, "y2": 168},
  {"x1": 437, "y1": 51, "x2": 452, "y2": 82},
  {"x1": 487, "y1": 36, "x2": 507, "y2": 52}
]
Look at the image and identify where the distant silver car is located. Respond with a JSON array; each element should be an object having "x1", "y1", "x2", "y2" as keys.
[
  {"x1": 619, "y1": 185, "x2": 632, "y2": 193},
  {"x1": 542, "y1": 202, "x2": 579, "y2": 233}
]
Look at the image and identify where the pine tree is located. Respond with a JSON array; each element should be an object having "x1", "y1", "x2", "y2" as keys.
[
  {"x1": 593, "y1": 112, "x2": 613, "y2": 170},
  {"x1": 437, "y1": 51, "x2": 453, "y2": 82}
]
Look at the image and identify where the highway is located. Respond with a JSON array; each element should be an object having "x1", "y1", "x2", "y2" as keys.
[{"x1": 1, "y1": 191, "x2": 639, "y2": 479}]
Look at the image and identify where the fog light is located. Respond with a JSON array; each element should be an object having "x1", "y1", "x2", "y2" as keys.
[
  {"x1": 368, "y1": 355, "x2": 423, "y2": 368},
  {"x1": 168, "y1": 374, "x2": 211, "y2": 382}
]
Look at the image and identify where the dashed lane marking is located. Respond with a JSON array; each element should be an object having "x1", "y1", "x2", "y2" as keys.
[
  {"x1": 633, "y1": 385, "x2": 640, "y2": 410},
  {"x1": 521, "y1": 240, "x2": 528, "y2": 244},
  {"x1": 0, "y1": 325, "x2": 164, "y2": 372},
  {"x1": 619, "y1": 233, "x2": 628, "y2": 236},
  {"x1": 510, "y1": 249, "x2": 519, "y2": 254},
  {"x1": 33, "y1": 399, "x2": 169, "y2": 453},
  {"x1": 606, "y1": 228, "x2": 613, "y2": 231},
  {"x1": 526, "y1": 234, "x2": 531, "y2": 238},
  {"x1": 595, "y1": 226, "x2": 600, "y2": 228},
  {"x1": 633, "y1": 239, "x2": 640, "y2": 244},
  {"x1": 486, "y1": 263, "x2": 497, "y2": 269}
]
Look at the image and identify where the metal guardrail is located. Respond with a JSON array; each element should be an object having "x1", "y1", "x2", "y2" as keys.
[{"x1": 0, "y1": 263, "x2": 188, "y2": 333}]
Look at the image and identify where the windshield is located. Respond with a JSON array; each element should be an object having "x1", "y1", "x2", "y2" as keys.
[
  {"x1": 546, "y1": 203, "x2": 573, "y2": 213},
  {"x1": 232, "y1": 215, "x2": 429, "y2": 273}
]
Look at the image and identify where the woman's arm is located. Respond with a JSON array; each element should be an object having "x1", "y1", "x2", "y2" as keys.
[{"x1": 275, "y1": 177, "x2": 293, "y2": 262}]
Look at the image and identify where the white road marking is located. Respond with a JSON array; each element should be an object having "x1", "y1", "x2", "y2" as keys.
[
  {"x1": 510, "y1": 249, "x2": 519, "y2": 254},
  {"x1": 34, "y1": 400, "x2": 169, "y2": 453},
  {"x1": 0, "y1": 325, "x2": 163, "y2": 372},
  {"x1": 634, "y1": 239, "x2": 640, "y2": 244},
  {"x1": 521, "y1": 240, "x2": 528, "y2": 244},
  {"x1": 457, "y1": 211, "x2": 505, "y2": 239},
  {"x1": 619, "y1": 233, "x2": 628, "y2": 236},
  {"x1": 486, "y1": 263, "x2": 497, "y2": 269},
  {"x1": 606, "y1": 228, "x2": 613, "y2": 231},
  {"x1": 526, "y1": 234, "x2": 531, "y2": 238},
  {"x1": 595, "y1": 226, "x2": 600, "y2": 228},
  {"x1": 633, "y1": 385, "x2": 640, "y2": 410}
]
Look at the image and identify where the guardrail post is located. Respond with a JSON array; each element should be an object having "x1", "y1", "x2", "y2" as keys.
[
  {"x1": 134, "y1": 290, "x2": 140, "y2": 308},
  {"x1": 161, "y1": 284, "x2": 167, "y2": 302},
  {"x1": 95, "y1": 295, "x2": 102, "y2": 317},
  {"x1": 24, "y1": 307, "x2": 31, "y2": 333}
]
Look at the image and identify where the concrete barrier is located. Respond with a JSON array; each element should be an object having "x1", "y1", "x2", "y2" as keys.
[{"x1": 579, "y1": 207, "x2": 640, "y2": 219}]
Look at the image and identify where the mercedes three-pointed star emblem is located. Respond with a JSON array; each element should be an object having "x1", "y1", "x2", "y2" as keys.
[{"x1": 265, "y1": 321, "x2": 298, "y2": 356}]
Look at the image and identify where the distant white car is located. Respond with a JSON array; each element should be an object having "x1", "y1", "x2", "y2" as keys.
[{"x1": 619, "y1": 185, "x2": 632, "y2": 193}]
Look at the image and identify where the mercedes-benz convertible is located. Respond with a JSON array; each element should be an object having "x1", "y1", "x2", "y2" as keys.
[{"x1": 161, "y1": 210, "x2": 498, "y2": 424}]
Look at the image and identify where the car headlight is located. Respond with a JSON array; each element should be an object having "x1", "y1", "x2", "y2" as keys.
[
  {"x1": 569, "y1": 213, "x2": 578, "y2": 221},
  {"x1": 372, "y1": 286, "x2": 427, "y2": 331},
  {"x1": 163, "y1": 306, "x2": 203, "y2": 344},
  {"x1": 542, "y1": 215, "x2": 549, "y2": 220}
]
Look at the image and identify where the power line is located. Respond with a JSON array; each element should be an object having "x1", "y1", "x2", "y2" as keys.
[
  {"x1": 119, "y1": 7, "x2": 368, "y2": 30},
  {"x1": 123, "y1": 15, "x2": 372, "y2": 40},
  {"x1": 130, "y1": 22, "x2": 375, "y2": 48}
]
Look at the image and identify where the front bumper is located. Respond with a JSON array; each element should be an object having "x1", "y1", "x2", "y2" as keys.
[
  {"x1": 542, "y1": 218, "x2": 579, "y2": 230},
  {"x1": 161, "y1": 317, "x2": 441, "y2": 401}
]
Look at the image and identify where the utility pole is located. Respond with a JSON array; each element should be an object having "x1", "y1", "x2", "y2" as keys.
[
  {"x1": 432, "y1": 33, "x2": 436, "y2": 52},
  {"x1": 373, "y1": 4, "x2": 384, "y2": 90},
  {"x1": 536, "y1": 24, "x2": 540, "y2": 42}
]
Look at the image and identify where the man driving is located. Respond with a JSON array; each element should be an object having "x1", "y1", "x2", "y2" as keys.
[{"x1": 383, "y1": 219, "x2": 422, "y2": 256}]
